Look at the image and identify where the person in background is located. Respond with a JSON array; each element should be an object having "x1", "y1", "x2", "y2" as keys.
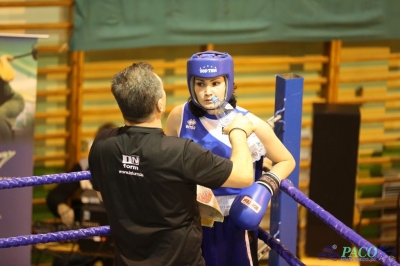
[
  {"x1": 0, "y1": 54, "x2": 25, "y2": 143},
  {"x1": 45, "y1": 123, "x2": 117, "y2": 266},
  {"x1": 166, "y1": 51, "x2": 296, "y2": 266},
  {"x1": 89, "y1": 62, "x2": 255, "y2": 266},
  {"x1": 46, "y1": 122, "x2": 117, "y2": 227}
]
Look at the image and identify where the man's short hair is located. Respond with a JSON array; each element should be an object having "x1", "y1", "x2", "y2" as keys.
[{"x1": 111, "y1": 62, "x2": 163, "y2": 124}]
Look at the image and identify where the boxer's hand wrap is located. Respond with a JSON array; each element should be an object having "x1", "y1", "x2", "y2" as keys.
[{"x1": 256, "y1": 172, "x2": 281, "y2": 196}]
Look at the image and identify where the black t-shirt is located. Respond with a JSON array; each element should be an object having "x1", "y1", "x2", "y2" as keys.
[{"x1": 89, "y1": 126, "x2": 232, "y2": 266}]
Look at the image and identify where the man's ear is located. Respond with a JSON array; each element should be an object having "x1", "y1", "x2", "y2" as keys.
[{"x1": 157, "y1": 99, "x2": 164, "y2": 113}]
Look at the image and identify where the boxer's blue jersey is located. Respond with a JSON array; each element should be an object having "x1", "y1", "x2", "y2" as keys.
[
  {"x1": 179, "y1": 103, "x2": 249, "y2": 196},
  {"x1": 179, "y1": 103, "x2": 261, "y2": 266}
]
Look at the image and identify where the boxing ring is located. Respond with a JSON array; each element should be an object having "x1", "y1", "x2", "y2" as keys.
[
  {"x1": 0, "y1": 171, "x2": 398, "y2": 265},
  {"x1": 0, "y1": 73, "x2": 398, "y2": 265}
]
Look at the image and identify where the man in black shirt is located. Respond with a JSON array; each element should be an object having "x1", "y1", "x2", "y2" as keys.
[{"x1": 89, "y1": 62, "x2": 255, "y2": 266}]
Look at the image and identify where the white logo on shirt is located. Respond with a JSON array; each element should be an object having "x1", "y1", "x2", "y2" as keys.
[
  {"x1": 186, "y1": 119, "x2": 196, "y2": 130},
  {"x1": 122, "y1": 155, "x2": 139, "y2": 170}
]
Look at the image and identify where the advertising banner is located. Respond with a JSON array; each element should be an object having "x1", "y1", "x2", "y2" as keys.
[{"x1": 0, "y1": 33, "x2": 47, "y2": 265}]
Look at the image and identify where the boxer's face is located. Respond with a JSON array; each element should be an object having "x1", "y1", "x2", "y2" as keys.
[{"x1": 193, "y1": 76, "x2": 226, "y2": 112}]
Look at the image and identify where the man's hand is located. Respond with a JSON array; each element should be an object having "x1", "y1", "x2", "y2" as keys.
[
  {"x1": 223, "y1": 113, "x2": 254, "y2": 137},
  {"x1": 0, "y1": 55, "x2": 15, "y2": 82},
  {"x1": 57, "y1": 203, "x2": 75, "y2": 227},
  {"x1": 221, "y1": 113, "x2": 255, "y2": 188}
]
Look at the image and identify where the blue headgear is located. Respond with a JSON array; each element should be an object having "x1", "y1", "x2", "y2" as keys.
[{"x1": 187, "y1": 51, "x2": 234, "y2": 109}]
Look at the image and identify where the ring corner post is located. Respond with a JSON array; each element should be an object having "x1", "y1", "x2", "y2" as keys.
[{"x1": 269, "y1": 73, "x2": 304, "y2": 266}]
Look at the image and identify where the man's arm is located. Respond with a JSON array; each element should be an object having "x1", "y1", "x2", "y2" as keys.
[
  {"x1": 88, "y1": 138, "x2": 104, "y2": 203},
  {"x1": 220, "y1": 113, "x2": 254, "y2": 188}
]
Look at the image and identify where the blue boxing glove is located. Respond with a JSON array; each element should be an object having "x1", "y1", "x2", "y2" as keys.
[{"x1": 229, "y1": 172, "x2": 281, "y2": 230}]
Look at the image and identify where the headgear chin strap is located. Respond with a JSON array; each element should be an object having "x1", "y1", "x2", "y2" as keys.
[{"x1": 187, "y1": 51, "x2": 234, "y2": 109}]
